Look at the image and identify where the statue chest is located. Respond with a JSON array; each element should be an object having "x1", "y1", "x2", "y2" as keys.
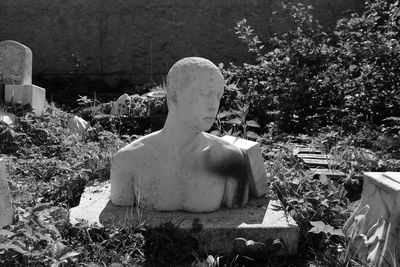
[{"x1": 136, "y1": 156, "x2": 227, "y2": 212}]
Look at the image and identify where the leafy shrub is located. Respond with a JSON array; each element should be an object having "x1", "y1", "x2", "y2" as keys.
[
  {"x1": 75, "y1": 90, "x2": 167, "y2": 136},
  {"x1": 222, "y1": 0, "x2": 400, "y2": 133}
]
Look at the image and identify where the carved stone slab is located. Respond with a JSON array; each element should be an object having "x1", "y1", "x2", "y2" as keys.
[
  {"x1": 343, "y1": 172, "x2": 400, "y2": 267},
  {"x1": 221, "y1": 135, "x2": 269, "y2": 197},
  {"x1": 0, "y1": 158, "x2": 13, "y2": 227},
  {"x1": 0, "y1": 40, "x2": 32, "y2": 85}
]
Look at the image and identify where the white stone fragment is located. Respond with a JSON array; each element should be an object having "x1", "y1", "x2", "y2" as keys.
[
  {"x1": 0, "y1": 111, "x2": 15, "y2": 125},
  {"x1": 222, "y1": 135, "x2": 269, "y2": 198},
  {"x1": 111, "y1": 93, "x2": 130, "y2": 115},
  {"x1": 67, "y1": 115, "x2": 88, "y2": 134}
]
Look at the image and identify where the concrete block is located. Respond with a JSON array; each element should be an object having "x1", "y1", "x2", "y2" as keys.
[
  {"x1": 0, "y1": 158, "x2": 13, "y2": 227},
  {"x1": 70, "y1": 181, "x2": 299, "y2": 255},
  {"x1": 221, "y1": 135, "x2": 268, "y2": 197},
  {"x1": 5, "y1": 84, "x2": 46, "y2": 116}
]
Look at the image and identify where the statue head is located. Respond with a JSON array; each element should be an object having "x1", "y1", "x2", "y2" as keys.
[{"x1": 166, "y1": 57, "x2": 225, "y2": 131}]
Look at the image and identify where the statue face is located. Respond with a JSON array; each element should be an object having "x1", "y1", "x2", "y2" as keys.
[{"x1": 176, "y1": 69, "x2": 224, "y2": 131}]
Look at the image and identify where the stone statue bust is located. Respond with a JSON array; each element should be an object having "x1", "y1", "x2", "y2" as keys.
[{"x1": 110, "y1": 57, "x2": 249, "y2": 212}]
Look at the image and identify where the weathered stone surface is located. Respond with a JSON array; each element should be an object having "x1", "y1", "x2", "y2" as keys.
[
  {"x1": 110, "y1": 93, "x2": 130, "y2": 115},
  {"x1": 5, "y1": 84, "x2": 46, "y2": 116},
  {"x1": 221, "y1": 135, "x2": 268, "y2": 197},
  {"x1": 297, "y1": 153, "x2": 332, "y2": 160},
  {"x1": 301, "y1": 158, "x2": 340, "y2": 168},
  {"x1": 0, "y1": 158, "x2": 13, "y2": 227},
  {"x1": 70, "y1": 181, "x2": 299, "y2": 255},
  {"x1": 0, "y1": 40, "x2": 32, "y2": 85},
  {"x1": 67, "y1": 115, "x2": 88, "y2": 134},
  {"x1": 343, "y1": 172, "x2": 400, "y2": 267},
  {"x1": 291, "y1": 145, "x2": 323, "y2": 155}
]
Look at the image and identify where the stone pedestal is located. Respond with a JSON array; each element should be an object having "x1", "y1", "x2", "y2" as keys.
[
  {"x1": 343, "y1": 172, "x2": 400, "y2": 267},
  {"x1": 70, "y1": 181, "x2": 299, "y2": 255},
  {"x1": 5, "y1": 84, "x2": 46, "y2": 116},
  {"x1": 0, "y1": 158, "x2": 13, "y2": 227},
  {"x1": 221, "y1": 136, "x2": 269, "y2": 197}
]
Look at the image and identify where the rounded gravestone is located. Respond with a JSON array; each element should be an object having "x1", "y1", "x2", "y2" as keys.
[{"x1": 0, "y1": 40, "x2": 32, "y2": 85}]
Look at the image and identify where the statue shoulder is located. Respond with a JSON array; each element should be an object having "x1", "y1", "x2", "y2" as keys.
[
  {"x1": 202, "y1": 133, "x2": 245, "y2": 164},
  {"x1": 114, "y1": 131, "x2": 162, "y2": 163}
]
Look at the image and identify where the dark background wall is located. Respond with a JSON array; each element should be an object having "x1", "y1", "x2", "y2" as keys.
[{"x1": 0, "y1": 0, "x2": 364, "y2": 101}]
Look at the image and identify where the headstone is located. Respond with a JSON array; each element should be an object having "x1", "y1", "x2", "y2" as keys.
[
  {"x1": 0, "y1": 40, "x2": 32, "y2": 84},
  {"x1": 0, "y1": 40, "x2": 46, "y2": 116},
  {"x1": 0, "y1": 158, "x2": 13, "y2": 227},
  {"x1": 343, "y1": 172, "x2": 400, "y2": 267},
  {"x1": 221, "y1": 135, "x2": 269, "y2": 197}
]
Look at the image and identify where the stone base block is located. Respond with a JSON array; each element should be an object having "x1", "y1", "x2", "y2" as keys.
[
  {"x1": 70, "y1": 181, "x2": 299, "y2": 255},
  {"x1": 0, "y1": 158, "x2": 13, "y2": 227},
  {"x1": 5, "y1": 84, "x2": 46, "y2": 116},
  {"x1": 221, "y1": 135, "x2": 269, "y2": 197}
]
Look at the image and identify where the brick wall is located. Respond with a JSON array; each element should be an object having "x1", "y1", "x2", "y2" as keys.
[{"x1": 0, "y1": 0, "x2": 364, "y2": 86}]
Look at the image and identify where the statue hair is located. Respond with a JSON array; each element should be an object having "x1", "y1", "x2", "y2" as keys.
[{"x1": 166, "y1": 57, "x2": 222, "y2": 106}]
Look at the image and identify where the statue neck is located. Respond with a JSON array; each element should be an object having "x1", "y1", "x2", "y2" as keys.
[{"x1": 161, "y1": 113, "x2": 204, "y2": 158}]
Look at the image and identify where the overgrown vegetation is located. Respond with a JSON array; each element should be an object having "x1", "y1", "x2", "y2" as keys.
[
  {"x1": 1, "y1": 0, "x2": 400, "y2": 266},
  {"x1": 221, "y1": 0, "x2": 400, "y2": 134}
]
